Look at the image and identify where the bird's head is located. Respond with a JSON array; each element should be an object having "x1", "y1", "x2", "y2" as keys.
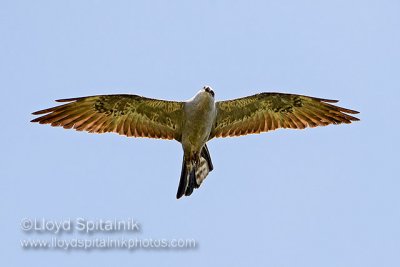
[
  {"x1": 201, "y1": 86, "x2": 215, "y2": 97},
  {"x1": 189, "y1": 86, "x2": 215, "y2": 103}
]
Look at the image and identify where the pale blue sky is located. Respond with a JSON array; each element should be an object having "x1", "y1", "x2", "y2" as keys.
[{"x1": 1, "y1": 0, "x2": 399, "y2": 266}]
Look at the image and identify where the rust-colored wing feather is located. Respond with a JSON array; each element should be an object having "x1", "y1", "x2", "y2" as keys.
[
  {"x1": 31, "y1": 94, "x2": 184, "y2": 140},
  {"x1": 210, "y1": 93, "x2": 359, "y2": 138}
]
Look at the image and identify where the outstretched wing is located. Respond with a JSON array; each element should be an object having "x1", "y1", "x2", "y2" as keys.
[
  {"x1": 31, "y1": 94, "x2": 184, "y2": 140},
  {"x1": 210, "y1": 93, "x2": 359, "y2": 138}
]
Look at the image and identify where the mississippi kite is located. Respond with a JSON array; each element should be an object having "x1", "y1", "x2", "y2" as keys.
[{"x1": 31, "y1": 86, "x2": 359, "y2": 198}]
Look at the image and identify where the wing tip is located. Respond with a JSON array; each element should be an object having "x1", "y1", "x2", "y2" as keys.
[
  {"x1": 332, "y1": 105, "x2": 360, "y2": 115},
  {"x1": 31, "y1": 110, "x2": 43, "y2": 115},
  {"x1": 349, "y1": 115, "x2": 360, "y2": 121},
  {"x1": 347, "y1": 109, "x2": 360, "y2": 115},
  {"x1": 320, "y1": 98, "x2": 339, "y2": 103},
  {"x1": 55, "y1": 97, "x2": 83, "y2": 102},
  {"x1": 31, "y1": 109, "x2": 53, "y2": 115}
]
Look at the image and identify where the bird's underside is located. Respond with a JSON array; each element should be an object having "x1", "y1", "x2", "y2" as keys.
[{"x1": 31, "y1": 87, "x2": 359, "y2": 199}]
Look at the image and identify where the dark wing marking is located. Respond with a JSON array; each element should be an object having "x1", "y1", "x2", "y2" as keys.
[
  {"x1": 210, "y1": 93, "x2": 359, "y2": 138},
  {"x1": 31, "y1": 94, "x2": 184, "y2": 140}
]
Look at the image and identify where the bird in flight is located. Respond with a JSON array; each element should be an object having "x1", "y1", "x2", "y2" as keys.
[{"x1": 31, "y1": 86, "x2": 359, "y2": 199}]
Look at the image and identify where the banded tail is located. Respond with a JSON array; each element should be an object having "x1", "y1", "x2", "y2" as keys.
[{"x1": 176, "y1": 144, "x2": 214, "y2": 199}]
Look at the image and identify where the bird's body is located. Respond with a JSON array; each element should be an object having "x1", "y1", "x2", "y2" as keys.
[
  {"x1": 182, "y1": 89, "x2": 216, "y2": 158},
  {"x1": 179, "y1": 88, "x2": 216, "y2": 197},
  {"x1": 31, "y1": 86, "x2": 359, "y2": 199}
]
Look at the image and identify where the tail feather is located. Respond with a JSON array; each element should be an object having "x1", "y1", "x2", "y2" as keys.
[
  {"x1": 176, "y1": 145, "x2": 214, "y2": 199},
  {"x1": 176, "y1": 158, "x2": 188, "y2": 199},
  {"x1": 186, "y1": 167, "x2": 197, "y2": 196},
  {"x1": 201, "y1": 144, "x2": 213, "y2": 171}
]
